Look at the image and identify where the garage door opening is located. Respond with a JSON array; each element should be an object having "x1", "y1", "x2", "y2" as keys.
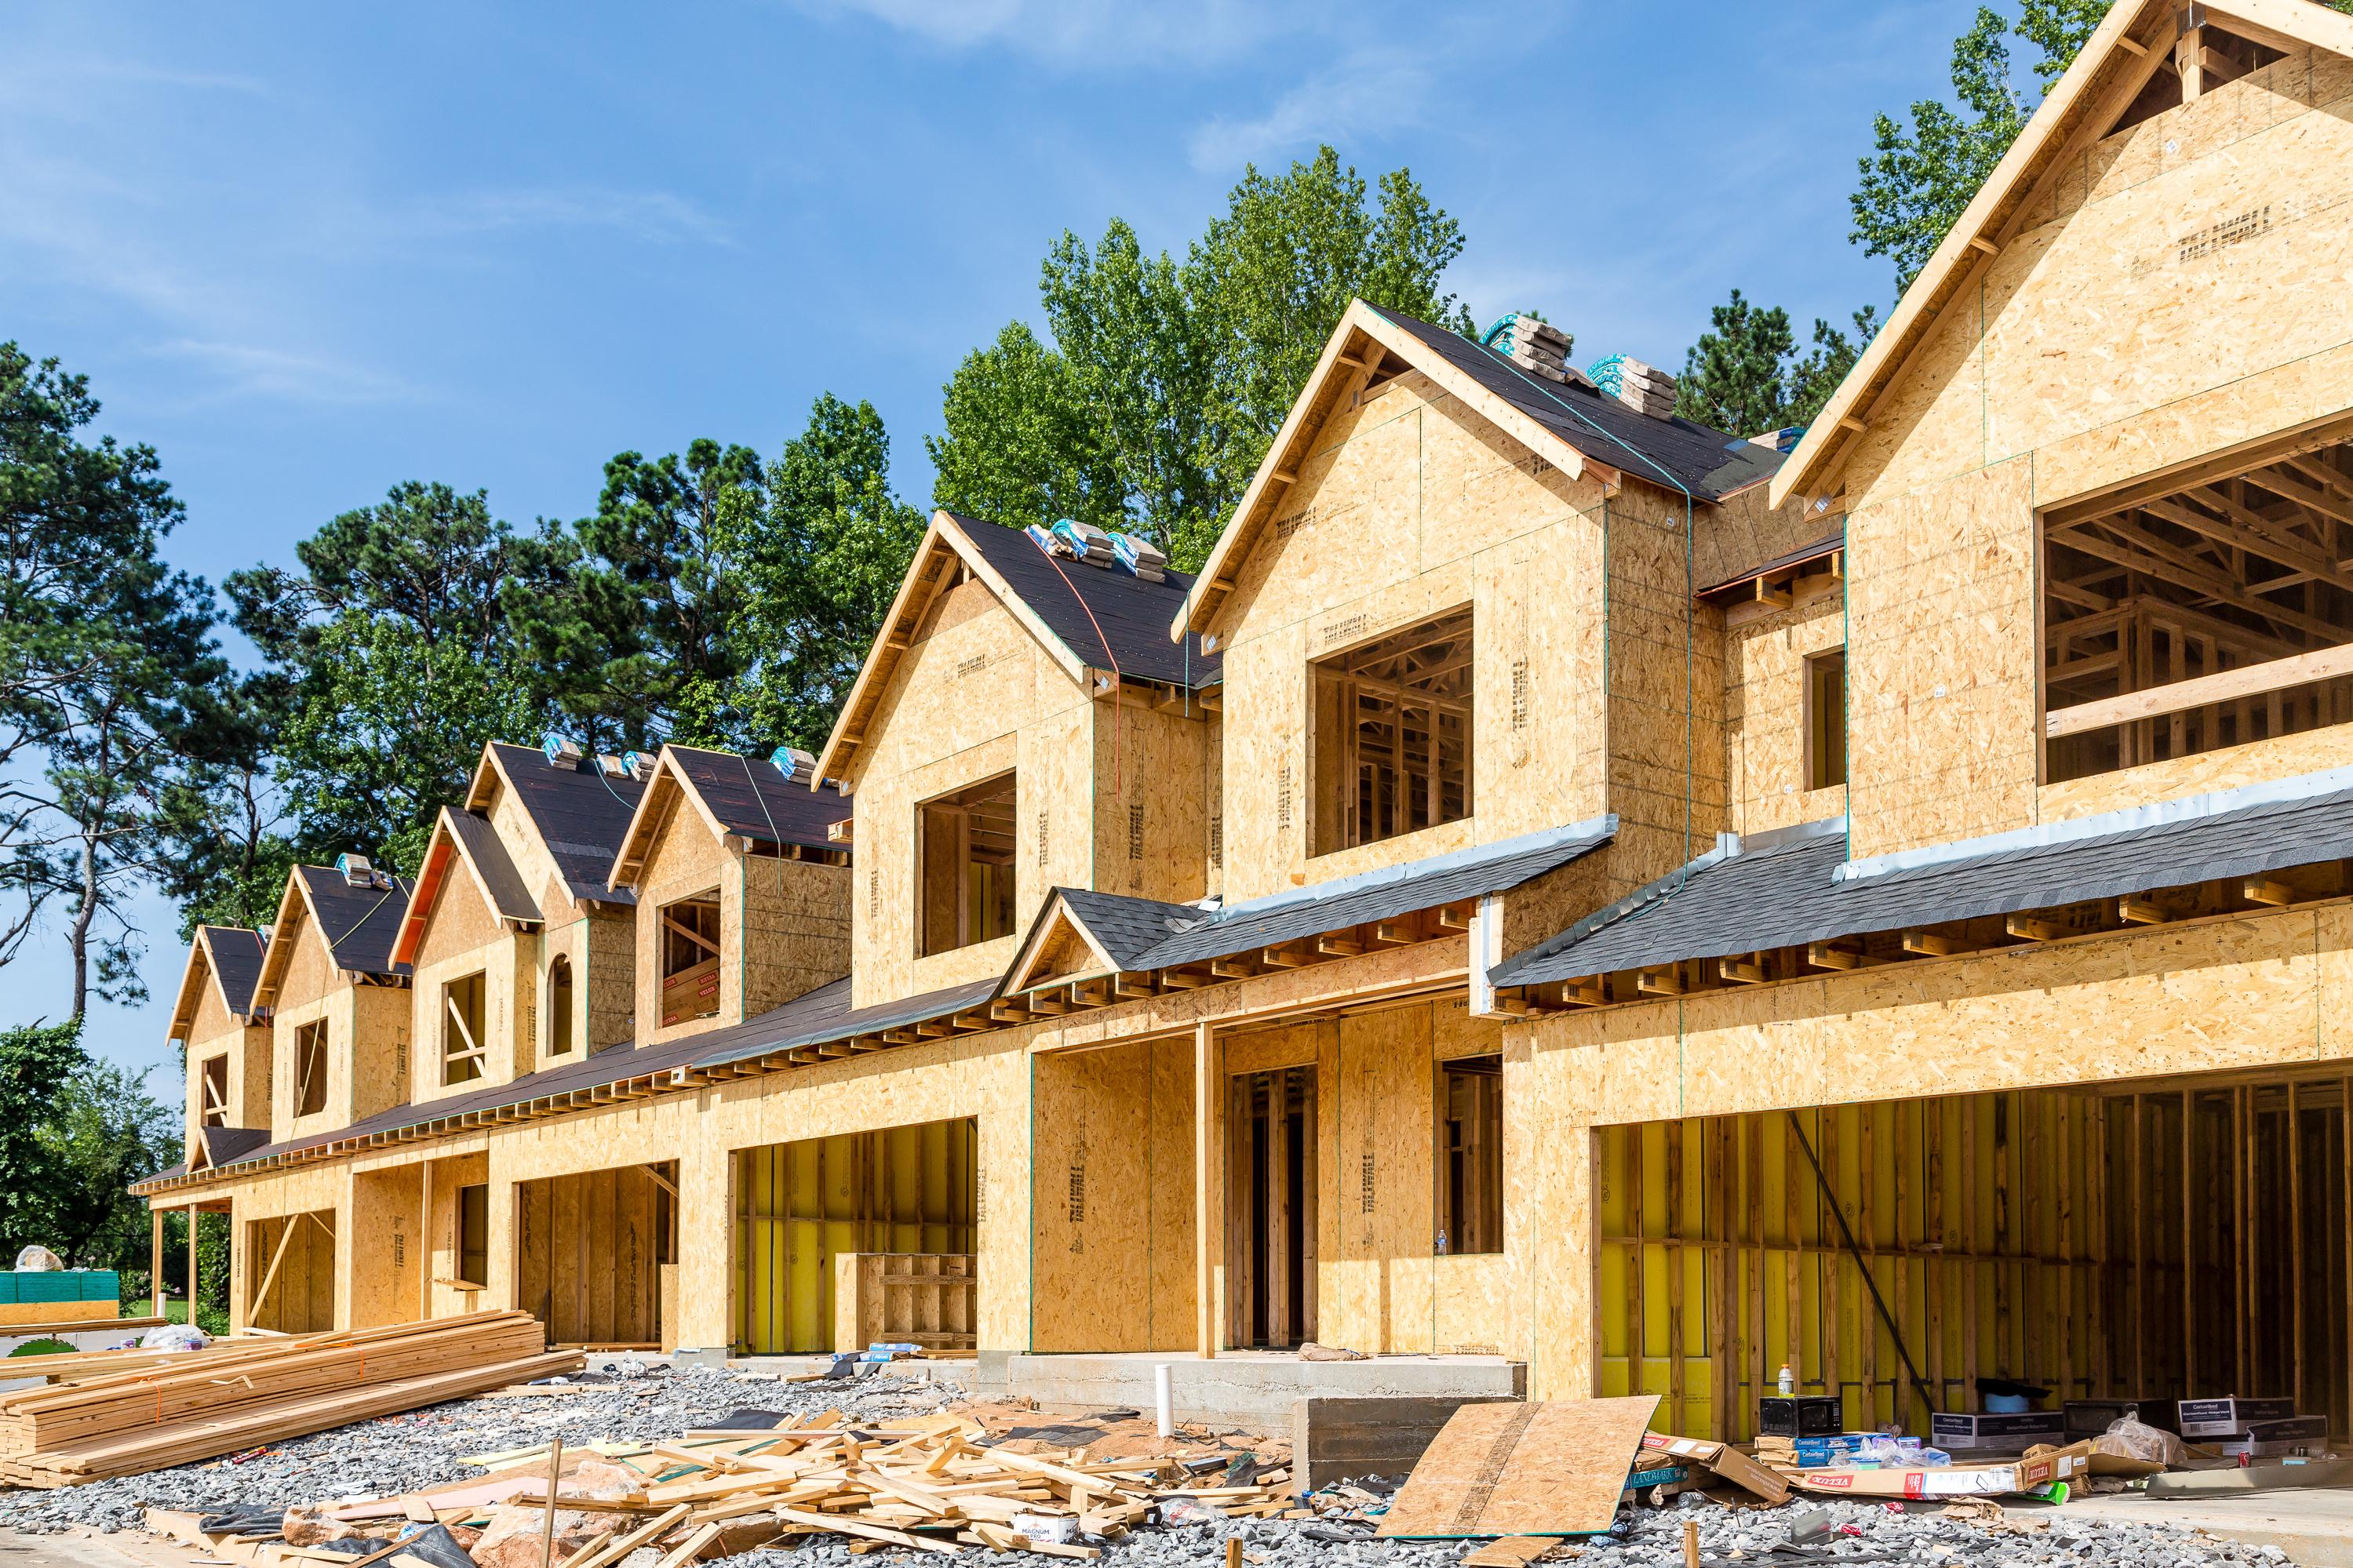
[
  {"x1": 734, "y1": 1118, "x2": 977, "y2": 1355},
  {"x1": 1594, "y1": 1068, "x2": 2353, "y2": 1442},
  {"x1": 515, "y1": 1161, "x2": 678, "y2": 1349}
]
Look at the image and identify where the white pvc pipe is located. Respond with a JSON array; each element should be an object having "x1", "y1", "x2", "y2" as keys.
[{"x1": 1155, "y1": 1363, "x2": 1175, "y2": 1436}]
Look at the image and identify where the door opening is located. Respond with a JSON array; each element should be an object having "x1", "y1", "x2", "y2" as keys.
[{"x1": 1227, "y1": 1066, "x2": 1317, "y2": 1348}]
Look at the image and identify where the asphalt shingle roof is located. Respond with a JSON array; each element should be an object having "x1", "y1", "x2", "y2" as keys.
[
  {"x1": 446, "y1": 809, "x2": 542, "y2": 925},
  {"x1": 488, "y1": 741, "x2": 647, "y2": 904},
  {"x1": 952, "y1": 514, "x2": 1222, "y2": 690},
  {"x1": 201, "y1": 926, "x2": 267, "y2": 1015},
  {"x1": 1379, "y1": 311, "x2": 1784, "y2": 504},
  {"x1": 1495, "y1": 775, "x2": 2353, "y2": 987},
  {"x1": 667, "y1": 745, "x2": 851, "y2": 853},
  {"x1": 1044, "y1": 888, "x2": 1207, "y2": 972}
]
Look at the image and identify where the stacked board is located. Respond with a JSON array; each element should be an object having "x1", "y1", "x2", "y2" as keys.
[{"x1": 0, "y1": 1310, "x2": 579, "y2": 1486}]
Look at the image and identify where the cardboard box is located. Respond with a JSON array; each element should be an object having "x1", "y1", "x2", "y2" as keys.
[
  {"x1": 1929, "y1": 1411, "x2": 2065, "y2": 1453},
  {"x1": 1639, "y1": 1434, "x2": 1790, "y2": 1505},
  {"x1": 1797, "y1": 1444, "x2": 2092, "y2": 1500},
  {"x1": 1757, "y1": 1395, "x2": 1842, "y2": 1438},
  {"x1": 1791, "y1": 1434, "x2": 1875, "y2": 1467},
  {"x1": 2063, "y1": 1398, "x2": 2174, "y2": 1438},
  {"x1": 2177, "y1": 1398, "x2": 2296, "y2": 1439},
  {"x1": 2216, "y1": 1416, "x2": 2328, "y2": 1460}
]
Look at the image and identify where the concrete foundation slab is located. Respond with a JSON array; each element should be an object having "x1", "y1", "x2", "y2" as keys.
[
  {"x1": 997, "y1": 1351, "x2": 1525, "y2": 1431},
  {"x1": 2006, "y1": 1488, "x2": 2353, "y2": 1567}
]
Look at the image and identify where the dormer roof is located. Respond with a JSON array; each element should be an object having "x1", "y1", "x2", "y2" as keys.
[
  {"x1": 608, "y1": 744, "x2": 851, "y2": 890},
  {"x1": 390, "y1": 806, "x2": 545, "y2": 967},
  {"x1": 253, "y1": 864, "x2": 414, "y2": 1006},
  {"x1": 468, "y1": 740, "x2": 647, "y2": 905},
  {"x1": 166, "y1": 925, "x2": 268, "y2": 1041},
  {"x1": 817, "y1": 510, "x2": 1222, "y2": 785}
]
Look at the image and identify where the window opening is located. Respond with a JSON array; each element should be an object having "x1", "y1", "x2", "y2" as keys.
[
  {"x1": 1437, "y1": 1054, "x2": 1504, "y2": 1255},
  {"x1": 294, "y1": 1020, "x2": 330, "y2": 1115},
  {"x1": 919, "y1": 773, "x2": 1018, "y2": 956},
  {"x1": 548, "y1": 954, "x2": 575, "y2": 1055},
  {"x1": 199, "y1": 1054, "x2": 230, "y2": 1126},
  {"x1": 658, "y1": 893, "x2": 722, "y2": 1026},
  {"x1": 2043, "y1": 432, "x2": 2353, "y2": 783},
  {"x1": 456, "y1": 1182, "x2": 489, "y2": 1287},
  {"x1": 443, "y1": 971, "x2": 486, "y2": 1085},
  {"x1": 1805, "y1": 649, "x2": 1848, "y2": 791},
  {"x1": 1311, "y1": 606, "x2": 1474, "y2": 856}
]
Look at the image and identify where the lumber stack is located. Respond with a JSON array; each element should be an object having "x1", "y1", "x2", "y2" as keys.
[{"x1": 0, "y1": 1310, "x2": 579, "y2": 1487}]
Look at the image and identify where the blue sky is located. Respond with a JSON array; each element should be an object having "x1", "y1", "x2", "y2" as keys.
[{"x1": 0, "y1": 1, "x2": 1961, "y2": 1088}]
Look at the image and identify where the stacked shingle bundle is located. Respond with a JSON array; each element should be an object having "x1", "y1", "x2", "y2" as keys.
[
  {"x1": 1499, "y1": 315, "x2": 1576, "y2": 384},
  {"x1": 1612, "y1": 356, "x2": 1678, "y2": 418}
]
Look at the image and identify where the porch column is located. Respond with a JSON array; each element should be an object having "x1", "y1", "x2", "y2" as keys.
[
  {"x1": 149, "y1": 1206, "x2": 165, "y2": 1319},
  {"x1": 1193, "y1": 1020, "x2": 1224, "y2": 1358},
  {"x1": 185, "y1": 1203, "x2": 201, "y2": 1324}
]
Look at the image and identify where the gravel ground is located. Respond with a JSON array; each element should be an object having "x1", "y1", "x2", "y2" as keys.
[{"x1": 0, "y1": 1368, "x2": 2311, "y2": 1568}]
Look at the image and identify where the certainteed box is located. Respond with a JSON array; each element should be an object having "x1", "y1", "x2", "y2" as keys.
[
  {"x1": 1929, "y1": 1411, "x2": 2065, "y2": 1453},
  {"x1": 2177, "y1": 1398, "x2": 2296, "y2": 1439},
  {"x1": 2217, "y1": 1417, "x2": 2328, "y2": 1459}
]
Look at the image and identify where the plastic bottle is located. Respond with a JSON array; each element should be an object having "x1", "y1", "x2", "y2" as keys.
[{"x1": 1777, "y1": 1363, "x2": 1794, "y2": 1397}]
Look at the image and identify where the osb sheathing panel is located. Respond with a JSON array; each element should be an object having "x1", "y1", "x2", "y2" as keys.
[
  {"x1": 409, "y1": 875, "x2": 531, "y2": 1100},
  {"x1": 847, "y1": 578, "x2": 1095, "y2": 1010},
  {"x1": 1091, "y1": 699, "x2": 1211, "y2": 905},
  {"x1": 586, "y1": 909, "x2": 636, "y2": 1050},
  {"x1": 1207, "y1": 369, "x2": 1616, "y2": 904},
  {"x1": 183, "y1": 966, "x2": 271, "y2": 1152},
  {"x1": 1842, "y1": 67, "x2": 2353, "y2": 516},
  {"x1": 421, "y1": 1149, "x2": 490, "y2": 1322},
  {"x1": 1725, "y1": 593, "x2": 1849, "y2": 837},
  {"x1": 484, "y1": 775, "x2": 582, "y2": 923},
  {"x1": 347, "y1": 1164, "x2": 423, "y2": 1329},
  {"x1": 1845, "y1": 457, "x2": 2038, "y2": 860},
  {"x1": 1204, "y1": 714, "x2": 1226, "y2": 901},
  {"x1": 738, "y1": 857, "x2": 853, "y2": 1017},
  {"x1": 271, "y1": 963, "x2": 410, "y2": 1142},
  {"x1": 1029, "y1": 1037, "x2": 1198, "y2": 1352},
  {"x1": 632, "y1": 797, "x2": 734, "y2": 1043},
  {"x1": 2038, "y1": 724, "x2": 2353, "y2": 824}
]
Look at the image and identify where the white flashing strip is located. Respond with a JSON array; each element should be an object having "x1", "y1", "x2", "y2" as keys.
[{"x1": 1834, "y1": 763, "x2": 2353, "y2": 884}]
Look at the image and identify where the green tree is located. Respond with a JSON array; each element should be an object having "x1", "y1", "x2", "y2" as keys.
[
  {"x1": 1, "y1": 344, "x2": 231, "y2": 1017},
  {"x1": 931, "y1": 146, "x2": 1473, "y2": 571},
  {"x1": 523, "y1": 440, "x2": 768, "y2": 751},
  {"x1": 0, "y1": 1019, "x2": 86, "y2": 1256},
  {"x1": 730, "y1": 395, "x2": 927, "y2": 754},
  {"x1": 28, "y1": 1056, "x2": 176, "y2": 1271},
  {"x1": 1676, "y1": 291, "x2": 1881, "y2": 435},
  {"x1": 1852, "y1": 2, "x2": 2109, "y2": 289},
  {"x1": 226, "y1": 482, "x2": 563, "y2": 872}
]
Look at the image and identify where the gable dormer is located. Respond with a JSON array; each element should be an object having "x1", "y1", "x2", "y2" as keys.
[
  {"x1": 392, "y1": 806, "x2": 545, "y2": 1101},
  {"x1": 250, "y1": 860, "x2": 413, "y2": 1138},
  {"x1": 818, "y1": 511, "x2": 1221, "y2": 1009},
  {"x1": 1171, "y1": 301, "x2": 1819, "y2": 948},
  {"x1": 168, "y1": 926, "x2": 271, "y2": 1168},
  {"x1": 609, "y1": 744, "x2": 851, "y2": 1042}
]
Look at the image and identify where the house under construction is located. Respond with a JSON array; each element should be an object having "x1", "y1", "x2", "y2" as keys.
[{"x1": 141, "y1": 0, "x2": 2353, "y2": 1441}]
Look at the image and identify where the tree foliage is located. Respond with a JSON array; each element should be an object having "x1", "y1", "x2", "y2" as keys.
[
  {"x1": 1852, "y1": 2, "x2": 2111, "y2": 289},
  {"x1": 1, "y1": 344, "x2": 232, "y2": 1017},
  {"x1": 931, "y1": 146, "x2": 1472, "y2": 569},
  {"x1": 1676, "y1": 291, "x2": 1881, "y2": 436},
  {"x1": 0, "y1": 1018, "x2": 87, "y2": 1254}
]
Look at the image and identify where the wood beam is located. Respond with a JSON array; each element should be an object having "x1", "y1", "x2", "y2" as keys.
[{"x1": 2046, "y1": 640, "x2": 2353, "y2": 737}]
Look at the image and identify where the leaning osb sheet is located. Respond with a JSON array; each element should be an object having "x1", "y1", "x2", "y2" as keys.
[{"x1": 1376, "y1": 1396, "x2": 1660, "y2": 1538}]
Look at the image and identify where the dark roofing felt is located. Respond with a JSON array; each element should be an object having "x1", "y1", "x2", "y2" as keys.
[
  {"x1": 446, "y1": 809, "x2": 542, "y2": 925},
  {"x1": 296, "y1": 866, "x2": 414, "y2": 977},
  {"x1": 668, "y1": 746, "x2": 850, "y2": 853},
  {"x1": 1015, "y1": 818, "x2": 1615, "y2": 986},
  {"x1": 1378, "y1": 311, "x2": 1784, "y2": 504},
  {"x1": 487, "y1": 742, "x2": 646, "y2": 904},
  {"x1": 1698, "y1": 527, "x2": 1846, "y2": 601},
  {"x1": 199, "y1": 1125, "x2": 270, "y2": 1166},
  {"x1": 1494, "y1": 779, "x2": 2353, "y2": 988},
  {"x1": 158, "y1": 975, "x2": 996, "y2": 1184},
  {"x1": 950, "y1": 515, "x2": 1222, "y2": 690},
  {"x1": 201, "y1": 926, "x2": 267, "y2": 1015}
]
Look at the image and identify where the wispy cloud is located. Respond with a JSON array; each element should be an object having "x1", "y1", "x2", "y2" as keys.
[
  {"x1": 1187, "y1": 49, "x2": 1430, "y2": 171},
  {"x1": 142, "y1": 340, "x2": 424, "y2": 406},
  {"x1": 799, "y1": 0, "x2": 1313, "y2": 67},
  {"x1": 399, "y1": 187, "x2": 736, "y2": 248}
]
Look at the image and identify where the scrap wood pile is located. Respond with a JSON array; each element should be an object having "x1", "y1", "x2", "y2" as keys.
[
  {"x1": 149, "y1": 1410, "x2": 1309, "y2": 1568},
  {"x1": 2, "y1": 1312, "x2": 579, "y2": 1488}
]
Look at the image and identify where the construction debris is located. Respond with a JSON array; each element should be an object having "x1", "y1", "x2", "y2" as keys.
[{"x1": 0, "y1": 1312, "x2": 577, "y2": 1488}]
